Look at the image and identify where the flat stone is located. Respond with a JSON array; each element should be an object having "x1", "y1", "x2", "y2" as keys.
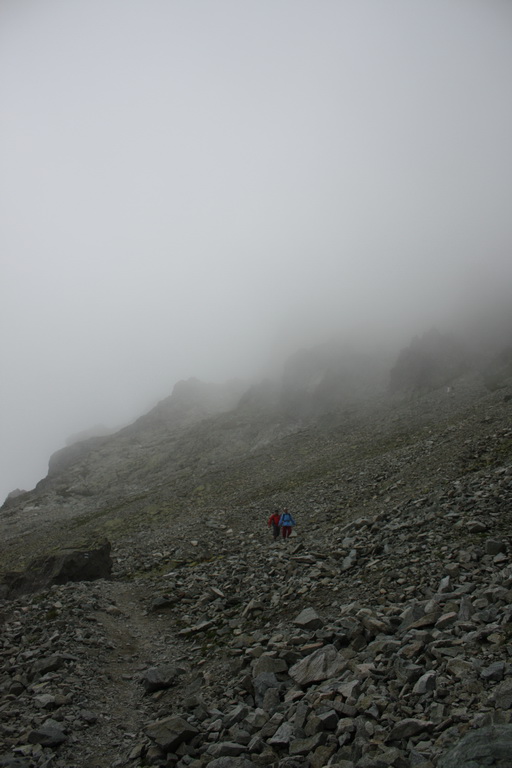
[
  {"x1": 207, "y1": 742, "x2": 248, "y2": 757},
  {"x1": 389, "y1": 718, "x2": 434, "y2": 740}
]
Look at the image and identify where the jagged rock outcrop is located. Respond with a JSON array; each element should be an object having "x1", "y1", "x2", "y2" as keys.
[
  {"x1": 281, "y1": 342, "x2": 387, "y2": 417},
  {"x1": 129, "y1": 377, "x2": 248, "y2": 432},
  {"x1": 1, "y1": 488, "x2": 27, "y2": 507},
  {"x1": 47, "y1": 435, "x2": 109, "y2": 478},
  {"x1": 389, "y1": 328, "x2": 469, "y2": 393}
]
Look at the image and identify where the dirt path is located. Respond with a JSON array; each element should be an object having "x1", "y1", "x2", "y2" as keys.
[{"x1": 59, "y1": 578, "x2": 179, "y2": 768}]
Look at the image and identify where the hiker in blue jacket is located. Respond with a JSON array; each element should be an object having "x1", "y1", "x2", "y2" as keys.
[{"x1": 279, "y1": 508, "x2": 296, "y2": 539}]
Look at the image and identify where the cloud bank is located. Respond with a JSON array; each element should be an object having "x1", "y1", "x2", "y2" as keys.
[{"x1": 1, "y1": 0, "x2": 511, "y2": 499}]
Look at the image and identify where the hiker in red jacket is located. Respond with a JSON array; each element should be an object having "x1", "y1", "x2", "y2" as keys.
[{"x1": 267, "y1": 510, "x2": 281, "y2": 541}]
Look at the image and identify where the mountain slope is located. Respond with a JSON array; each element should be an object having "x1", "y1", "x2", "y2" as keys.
[
  {"x1": 1, "y1": 348, "x2": 512, "y2": 767},
  {"x1": 1, "y1": 364, "x2": 509, "y2": 574}
]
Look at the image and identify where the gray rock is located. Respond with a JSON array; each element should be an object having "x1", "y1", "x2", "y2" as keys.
[
  {"x1": 490, "y1": 678, "x2": 512, "y2": 709},
  {"x1": 207, "y1": 741, "x2": 248, "y2": 757},
  {"x1": 341, "y1": 550, "x2": 358, "y2": 571},
  {"x1": 33, "y1": 693, "x2": 56, "y2": 709},
  {"x1": 262, "y1": 685, "x2": 281, "y2": 712},
  {"x1": 289, "y1": 732, "x2": 328, "y2": 755},
  {"x1": 485, "y1": 538, "x2": 506, "y2": 555},
  {"x1": 480, "y1": 661, "x2": 505, "y2": 681},
  {"x1": 293, "y1": 607, "x2": 324, "y2": 630},
  {"x1": 29, "y1": 654, "x2": 66, "y2": 680},
  {"x1": 438, "y1": 725, "x2": 512, "y2": 767},
  {"x1": 252, "y1": 671, "x2": 280, "y2": 708},
  {"x1": 317, "y1": 709, "x2": 339, "y2": 731},
  {"x1": 388, "y1": 718, "x2": 434, "y2": 740},
  {"x1": 143, "y1": 663, "x2": 179, "y2": 692},
  {"x1": 224, "y1": 704, "x2": 249, "y2": 728},
  {"x1": 268, "y1": 721, "x2": 294, "y2": 747},
  {"x1": 289, "y1": 644, "x2": 345, "y2": 686},
  {"x1": 252, "y1": 654, "x2": 288, "y2": 677},
  {"x1": 467, "y1": 520, "x2": 488, "y2": 533},
  {"x1": 398, "y1": 603, "x2": 426, "y2": 631},
  {"x1": 145, "y1": 715, "x2": 199, "y2": 752},
  {"x1": 27, "y1": 719, "x2": 67, "y2": 747},
  {"x1": 412, "y1": 670, "x2": 437, "y2": 694}
]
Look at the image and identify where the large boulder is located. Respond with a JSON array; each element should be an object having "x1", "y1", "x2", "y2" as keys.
[{"x1": 0, "y1": 540, "x2": 112, "y2": 599}]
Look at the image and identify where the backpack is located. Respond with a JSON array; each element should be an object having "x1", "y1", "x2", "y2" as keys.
[{"x1": 281, "y1": 512, "x2": 295, "y2": 526}]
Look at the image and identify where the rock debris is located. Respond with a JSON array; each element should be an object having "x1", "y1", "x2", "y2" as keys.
[{"x1": 1, "y1": 373, "x2": 512, "y2": 767}]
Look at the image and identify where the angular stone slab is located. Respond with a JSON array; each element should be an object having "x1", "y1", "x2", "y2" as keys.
[
  {"x1": 389, "y1": 718, "x2": 434, "y2": 741},
  {"x1": 293, "y1": 607, "x2": 324, "y2": 630},
  {"x1": 145, "y1": 715, "x2": 198, "y2": 752},
  {"x1": 289, "y1": 644, "x2": 346, "y2": 686}
]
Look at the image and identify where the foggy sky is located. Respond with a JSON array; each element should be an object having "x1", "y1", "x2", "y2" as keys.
[{"x1": 1, "y1": 0, "x2": 511, "y2": 501}]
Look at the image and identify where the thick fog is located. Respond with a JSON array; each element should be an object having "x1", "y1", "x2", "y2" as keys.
[{"x1": 1, "y1": 1, "x2": 511, "y2": 502}]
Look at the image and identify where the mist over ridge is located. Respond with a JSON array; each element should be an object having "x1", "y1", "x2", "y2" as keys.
[
  {"x1": 1, "y1": 0, "x2": 511, "y2": 501},
  {"x1": 3, "y1": 299, "x2": 512, "y2": 508}
]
